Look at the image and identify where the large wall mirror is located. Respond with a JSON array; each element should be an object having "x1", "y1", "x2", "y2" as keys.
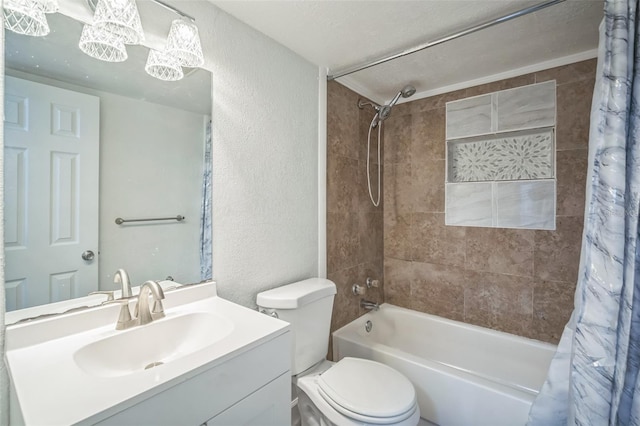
[{"x1": 4, "y1": 10, "x2": 212, "y2": 320}]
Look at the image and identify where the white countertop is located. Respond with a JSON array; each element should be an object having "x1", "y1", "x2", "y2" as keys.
[{"x1": 5, "y1": 282, "x2": 289, "y2": 425}]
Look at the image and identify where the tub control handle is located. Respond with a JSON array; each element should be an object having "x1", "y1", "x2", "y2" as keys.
[
  {"x1": 352, "y1": 284, "x2": 366, "y2": 296},
  {"x1": 366, "y1": 277, "x2": 379, "y2": 288},
  {"x1": 259, "y1": 309, "x2": 279, "y2": 319}
]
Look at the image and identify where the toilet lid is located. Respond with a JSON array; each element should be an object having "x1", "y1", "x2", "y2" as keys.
[
  {"x1": 317, "y1": 357, "x2": 416, "y2": 419},
  {"x1": 317, "y1": 387, "x2": 418, "y2": 425}
]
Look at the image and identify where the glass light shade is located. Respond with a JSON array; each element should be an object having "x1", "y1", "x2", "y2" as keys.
[
  {"x1": 79, "y1": 24, "x2": 128, "y2": 63},
  {"x1": 3, "y1": 0, "x2": 50, "y2": 37},
  {"x1": 165, "y1": 19, "x2": 204, "y2": 68},
  {"x1": 92, "y1": 0, "x2": 144, "y2": 45},
  {"x1": 145, "y1": 49, "x2": 184, "y2": 81},
  {"x1": 36, "y1": 0, "x2": 58, "y2": 13}
]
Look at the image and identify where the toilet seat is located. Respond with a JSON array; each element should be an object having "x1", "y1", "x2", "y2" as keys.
[
  {"x1": 317, "y1": 386, "x2": 418, "y2": 424},
  {"x1": 297, "y1": 357, "x2": 419, "y2": 426}
]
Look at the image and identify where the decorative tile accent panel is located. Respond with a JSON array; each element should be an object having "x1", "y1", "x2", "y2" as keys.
[
  {"x1": 445, "y1": 81, "x2": 556, "y2": 140},
  {"x1": 445, "y1": 81, "x2": 557, "y2": 230},
  {"x1": 446, "y1": 94, "x2": 492, "y2": 139},
  {"x1": 448, "y1": 129, "x2": 554, "y2": 183},
  {"x1": 445, "y1": 183, "x2": 493, "y2": 226},
  {"x1": 446, "y1": 180, "x2": 556, "y2": 230},
  {"x1": 497, "y1": 81, "x2": 556, "y2": 132},
  {"x1": 495, "y1": 181, "x2": 555, "y2": 230}
]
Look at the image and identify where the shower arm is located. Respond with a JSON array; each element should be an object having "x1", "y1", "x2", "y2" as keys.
[{"x1": 357, "y1": 99, "x2": 381, "y2": 111}]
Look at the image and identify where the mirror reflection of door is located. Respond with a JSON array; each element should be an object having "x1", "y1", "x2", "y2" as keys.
[{"x1": 4, "y1": 75, "x2": 100, "y2": 310}]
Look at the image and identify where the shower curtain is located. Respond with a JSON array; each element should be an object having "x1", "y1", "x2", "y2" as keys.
[
  {"x1": 528, "y1": 0, "x2": 640, "y2": 424},
  {"x1": 199, "y1": 120, "x2": 212, "y2": 281}
]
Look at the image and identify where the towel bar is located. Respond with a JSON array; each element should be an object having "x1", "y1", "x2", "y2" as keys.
[{"x1": 115, "y1": 215, "x2": 185, "y2": 225}]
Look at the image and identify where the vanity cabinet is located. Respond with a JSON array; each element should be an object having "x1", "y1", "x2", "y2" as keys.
[
  {"x1": 94, "y1": 332, "x2": 291, "y2": 426},
  {"x1": 205, "y1": 373, "x2": 290, "y2": 425}
]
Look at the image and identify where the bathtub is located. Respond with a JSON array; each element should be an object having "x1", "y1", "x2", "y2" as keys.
[{"x1": 332, "y1": 304, "x2": 556, "y2": 426}]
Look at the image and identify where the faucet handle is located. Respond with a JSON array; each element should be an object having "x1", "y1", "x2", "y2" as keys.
[
  {"x1": 152, "y1": 299, "x2": 165, "y2": 320},
  {"x1": 108, "y1": 299, "x2": 135, "y2": 330},
  {"x1": 89, "y1": 290, "x2": 115, "y2": 303},
  {"x1": 352, "y1": 284, "x2": 366, "y2": 296},
  {"x1": 366, "y1": 277, "x2": 380, "y2": 288}
]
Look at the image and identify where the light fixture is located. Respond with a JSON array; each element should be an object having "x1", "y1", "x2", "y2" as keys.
[
  {"x1": 145, "y1": 49, "x2": 184, "y2": 81},
  {"x1": 36, "y1": 0, "x2": 58, "y2": 13},
  {"x1": 79, "y1": 24, "x2": 128, "y2": 62},
  {"x1": 5, "y1": 0, "x2": 205, "y2": 81},
  {"x1": 92, "y1": 0, "x2": 144, "y2": 45},
  {"x1": 3, "y1": 0, "x2": 50, "y2": 37},
  {"x1": 165, "y1": 19, "x2": 204, "y2": 68}
]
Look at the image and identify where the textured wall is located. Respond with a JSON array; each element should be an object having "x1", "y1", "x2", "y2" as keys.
[
  {"x1": 326, "y1": 82, "x2": 384, "y2": 343},
  {"x1": 383, "y1": 59, "x2": 595, "y2": 344},
  {"x1": 210, "y1": 7, "x2": 320, "y2": 308}
]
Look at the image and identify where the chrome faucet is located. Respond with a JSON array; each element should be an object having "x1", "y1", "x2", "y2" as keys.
[
  {"x1": 114, "y1": 269, "x2": 132, "y2": 298},
  {"x1": 108, "y1": 280, "x2": 165, "y2": 330},
  {"x1": 360, "y1": 299, "x2": 379, "y2": 311},
  {"x1": 135, "y1": 280, "x2": 166, "y2": 325}
]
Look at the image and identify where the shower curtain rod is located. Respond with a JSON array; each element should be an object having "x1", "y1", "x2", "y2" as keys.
[{"x1": 327, "y1": 0, "x2": 566, "y2": 81}]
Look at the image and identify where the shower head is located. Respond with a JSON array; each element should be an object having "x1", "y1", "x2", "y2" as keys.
[
  {"x1": 377, "y1": 84, "x2": 417, "y2": 123},
  {"x1": 401, "y1": 85, "x2": 416, "y2": 98},
  {"x1": 389, "y1": 84, "x2": 417, "y2": 106}
]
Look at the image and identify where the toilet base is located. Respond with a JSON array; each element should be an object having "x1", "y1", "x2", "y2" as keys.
[{"x1": 298, "y1": 387, "x2": 334, "y2": 426}]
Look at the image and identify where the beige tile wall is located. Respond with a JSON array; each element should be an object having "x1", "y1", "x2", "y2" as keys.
[
  {"x1": 326, "y1": 82, "x2": 385, "y2": 351},
  {"x1": 383, "y1": 59, "x2": 595, "y2": 343}
]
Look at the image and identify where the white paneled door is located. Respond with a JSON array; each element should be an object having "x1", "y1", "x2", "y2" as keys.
[{"x1": 4, "y1": 76, "x2": 100, "y2": 310}]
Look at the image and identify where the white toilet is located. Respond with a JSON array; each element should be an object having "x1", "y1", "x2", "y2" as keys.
[{"x1": 257, "y1": 278, "x2": 420, "y2": 426}]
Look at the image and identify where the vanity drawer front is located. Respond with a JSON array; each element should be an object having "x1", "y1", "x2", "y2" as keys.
[
  {"x1": 206, "y1": 372, "x2": 290, "y2": 426},
  {"x1": 94, "y1": 331, "x2": 290, "y2": 426}
]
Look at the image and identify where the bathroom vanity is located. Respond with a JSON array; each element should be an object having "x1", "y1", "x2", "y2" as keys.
[{"x1": 5, "y1": 282, "x2": 291, "y2": 425}]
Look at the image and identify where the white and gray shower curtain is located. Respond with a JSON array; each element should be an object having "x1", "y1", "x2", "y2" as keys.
[
  {"x1": 200, "y1": 120, "x2": 212, "y2": 280},
  {"x1": 529, "y1": 0, "x2": 640, "y2": 424}
]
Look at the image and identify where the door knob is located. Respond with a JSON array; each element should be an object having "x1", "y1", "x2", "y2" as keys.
[{"x1": 81, "y1": 250, "x2": 95, "y2": 261}]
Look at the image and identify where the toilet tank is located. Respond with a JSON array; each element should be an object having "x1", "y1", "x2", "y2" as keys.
[{"x1": 257, "y1": 278, "x2": 337, "y2": 375}]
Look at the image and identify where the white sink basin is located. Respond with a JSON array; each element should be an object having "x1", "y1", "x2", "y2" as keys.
[{"x1": 74, "y1": 312, "x2": 234, "y2": 378}]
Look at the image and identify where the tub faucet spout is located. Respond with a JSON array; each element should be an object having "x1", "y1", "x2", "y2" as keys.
[{"x1": 360, "y1": 299, "x2": 379, "y2": 311}]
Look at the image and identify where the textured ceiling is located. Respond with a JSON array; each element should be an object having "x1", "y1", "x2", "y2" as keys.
[
  {"x1": 211, "y1": 0, "x2": 604, "y2": 103},
  {"x1": 6, "y1": 1, "x2": 603, "y2": 111}
]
